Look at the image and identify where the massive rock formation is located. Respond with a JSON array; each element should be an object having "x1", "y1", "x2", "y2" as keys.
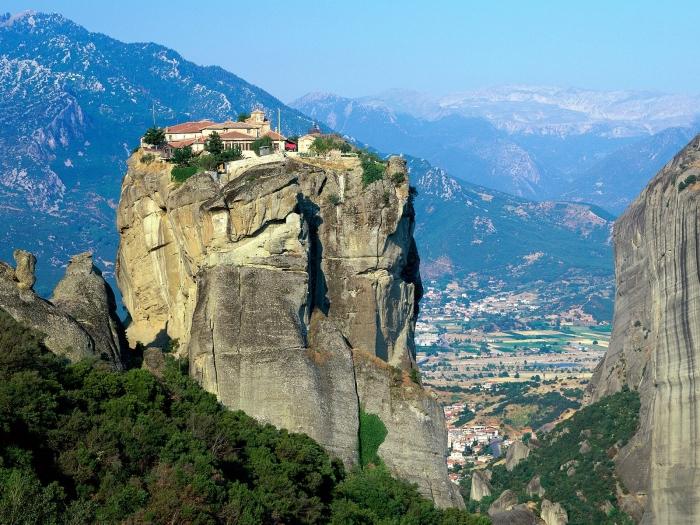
[
  {"x1": 589, "y1": 135, "x2": 700, "y2": 524},
  {"x1": 116, "y1": 150, "x2": 462, "y2": 508},
  {"x1": 0, "y1": 250, "x2": 124, "y2": 368}
]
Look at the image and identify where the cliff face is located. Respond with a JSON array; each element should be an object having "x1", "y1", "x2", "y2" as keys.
[
  {"x1": 589, "y1": 135, "x2": 700, "y2": 524},
  {"x1": 116, "y1": 151, "x2": 462, "y2": 508}
]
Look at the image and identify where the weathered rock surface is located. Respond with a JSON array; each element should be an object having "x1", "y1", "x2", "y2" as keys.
[
  {"x1": 0, "y1": 250, "x2": 124, "y2": 368},
  {"x1": 13, "y1": 249, "x2": 36, "y2": 289},
  {"x1": 52, "y1": 252, "x2": 125, "y2": 366},
  {"x1": 116, "y1": 151, "x2": 461, "y2": 508},
  {"x1": 490, "y1": 508, "x2": 545, "y2": 525},
  {"x1": 526, "y1": 475, "x2": 545, "y2": 498},
  {"x1": 506, "y1": 440, "x2": 530, "y2": 471},
  {"x1": 470, "y1": 469, "x2": 493, "y2": 501},
  {"x1": 488, "y1": 489, "x2": 518, "y2": 515},
  {"x1": 588, "y1": 134, "x2": 700, "y2": 524},
  {"x1": 540, "y1": 499, "x2": 568, "y2": 525}
]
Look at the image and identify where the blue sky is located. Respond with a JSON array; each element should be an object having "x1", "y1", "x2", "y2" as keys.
[{"x1": 4, "y1": 0, "x2": 700, "y2": 101}]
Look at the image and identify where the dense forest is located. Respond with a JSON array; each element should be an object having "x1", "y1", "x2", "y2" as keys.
[
  {"x1": 463, "y1": 388, "x2": 640, "y2": 524},
  {"x1": 0, "y1": 309, "x2": 488, "y2": 524}
]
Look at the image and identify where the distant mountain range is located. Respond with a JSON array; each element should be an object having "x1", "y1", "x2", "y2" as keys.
[
  {"x1": 292, "y1": 91, "x2": 700, "y2": 211},
  {"x1": 0, "y1": 11, "x2": 614, "y2": 312},
  {"x1": 0, "y1": 11, "x2": 319, "y2": 294}
]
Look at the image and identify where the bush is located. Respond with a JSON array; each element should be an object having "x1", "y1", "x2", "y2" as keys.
[
  {"x1": 679, "y1": 174, "x2": 698, "y2": 191},
  {"x1": 310, "y1": 136, "x2": 350, "y2": 156},
  {"x1": 171, "y1": 165, "x2": 197, "y2": 183},
  {"x1": 251, "y1": 135, "x2": 273, "y2": 155},
  {"x1": 193, "y1": 154, "x2": 220, "y2": 172},
  {"x1": 391, "y1": 172, "x2": 406, "y2": 185},
  {"x1": 237, "y1": 112, "x2": 250, "y2": 122},
  {"x1": 358, "y1": 408, "x2": 388, "y2": 467},
  {"x1": 327, "y1": 193, "x2": 341, "y2": 206},
  {"x1": 171, "y1": 146, "x2": 193, "y2": 167},
  {"x1": 409, "y1": 367, "x2": 421, "y2": 384},
  {"x1": 360, "y1": 153, "x2": 386, "y2": 187},
  {"x1": 217, "y1": 146, "x2": 243, "y2": 163},
  {"x1": 140, "y1": 153, "x2": 155, "y2": 164}
]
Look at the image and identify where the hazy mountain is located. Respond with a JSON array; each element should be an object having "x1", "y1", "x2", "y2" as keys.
[
  {"x1": 0, "y1": 11, "x2": 615, "y2": 307},
  {"x1": 368, "y1": 86, "x2": 700, "y2": 136},
  {"x1": 408, "y1": 157, "x2": 613, "y2": 284},
  {"x1": 0, "y1": 11, "x2": 321, "y2": 294},
  {"x1": 292, "y1": 91, "x2": 700, "y2": 212}
]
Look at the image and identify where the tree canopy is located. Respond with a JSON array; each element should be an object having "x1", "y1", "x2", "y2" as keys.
[
  {"x1": 142, "y1": 127, "x2": 166, "y2": 147},
  {"x1": 205, "y1": 131, "x2": 224, "y2": 155},
  {"x1": 0, "y1": 309, "x2": 487, "y2": 524}
]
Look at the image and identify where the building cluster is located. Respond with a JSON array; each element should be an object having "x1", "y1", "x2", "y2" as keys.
[
  {"x1": 443, "y1": 402, "x2": 506, "y2": 481},
  {"x1": 154, "y1": 109, "x2": 288, "y2": 155}
]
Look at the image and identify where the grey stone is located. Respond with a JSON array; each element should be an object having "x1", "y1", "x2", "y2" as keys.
[
  {"x1": 588, "y1": 134, "x2": 700, "y2": 523},
  {"x1": 116, "y1": 153, "x2": 460, "y2": 508},
  {"x1": 0, "y1": 251, "x2": 124, "y2": 368},
  {"x1": 13, "y1": 249, "x2": 36, "y2": 289},
  {"x1": 506, "y1": 440, "x2": 530, "y2": 471},
  {"x1": 470, "y1": 469, "x2": 493, "y2": 501},
  {"x1": 540, "y1": 499, "x2": 568, "y2": 525}
]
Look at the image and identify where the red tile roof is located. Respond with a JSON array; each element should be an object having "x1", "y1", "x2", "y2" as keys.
[
  {"x1": 168, "y1": 136, "x2": 206, "y2": 148},
  {"x1": 166, "y1": 120, "x2": 215, "y2": 133},
  {"x1": 265, "y1": 130, "x2": 286, "y2": 141},
  {"x1": 218, "y1": 131, "x2": 256, "y2": 141}
]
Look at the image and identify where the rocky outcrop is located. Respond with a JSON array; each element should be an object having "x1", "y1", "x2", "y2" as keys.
[
  {"x1": 116, "y1": 151, "x2": 461, "y2": 508},
  {"x1": 588, "y1": 135, "x2": 700, "y2": 524},
  {"x1": 540, "y1": 499, "x2": 568, "y2": 525},
  {"x1": 489, "y1": 490, "x2": 544, "y2": 525},
  {"x1": 506, "y1": 440, "x2": 530, "y2": 471},
  {"x1": 470, "y1": 469, "x2": 493, "y2": 501},
  {"x1": 526, "y1": 475, "x2": 545, "y2": 498},
  {"x1": 488, "y1": 489, "x2": 518, "y2": 515},
  {"x1": 0, "y1": 250, "x2": 124, "y2": 368},
  {"x1": 51, "y1": 252, "x2": 125, "y2": 366}
]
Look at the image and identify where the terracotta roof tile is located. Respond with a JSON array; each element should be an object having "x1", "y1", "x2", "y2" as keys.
[
  {"x1": 166, "y1": 120, "x2": 215, "y2": 133},
  {"x1": 218, "y1": 131, "x2": 256, "y2": 141}
]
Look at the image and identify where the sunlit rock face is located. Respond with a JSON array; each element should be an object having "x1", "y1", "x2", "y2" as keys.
[
  {"x1": 116, "y1": 151, "x2": 463, "y2": 508},
  {"x1": 589, "y1": 135, "x2": 700, "y2": 524}
]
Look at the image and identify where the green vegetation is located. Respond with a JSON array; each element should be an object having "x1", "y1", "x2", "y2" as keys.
[
  {"x1": 358, "y1": 408, "x2": 388, "y2": 467},
  {"x1": 310, "y1": 136, "x2": 352, "y2": 155},
  {"x1": 237, "y1": 112, "x2": 250, "y2": 122},
  {"x1": 391, "y1": 172, "x2": 406, "y2": 185},
  {"x1": 454, "y1": 407, "x2": 476, "y2": 427},
  {"x1": 251, "y1": 135, "x2": 273, "y2": 155},
  {"x1": 490, "y1": 388, "x2": 580, "y2": 429},
  {"x1": 205, "y1": 131, "x2": 224, "y2": 155},
  {"x1": 327, "y1": 193, "x2": 342, "y2": 206},
  {"x1": 170, "y1": 142, "x2": 241, "y2": 183},
  {"x1": 0, "y1": 309, "x2": 485, "y2": 524},
  {"x1": 332, "y1": 466, "x2": 489, "y2": 525},
  {"x1": 171, "y1": 145, "x2": 193, "y2": 166},
  {"x1": 464, "y1": 389, "x2": 640, "y2": 524},
  {"x1": 171, "y1": 165, "x2": 198, "y2": 183},
  {"x1": 142, "y1": 126, "x2": 166, "y2": 147},
  {"x1": 678, "y1": 174, "x2": 698, "y2": 191},
  {"x1": 409, "y1": 367, "x2": 421, "y2": 384},
  {"x1": 360, "y1": 151, "x2": 387, "y2": 187},
  {"x1": 140, "y1": 153, "x2": 155, "y2": 164}
]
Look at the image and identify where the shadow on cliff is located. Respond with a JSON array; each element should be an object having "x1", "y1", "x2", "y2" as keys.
[{"x1": 296, "y1": 194, "x2": 330, "y2": 317}]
